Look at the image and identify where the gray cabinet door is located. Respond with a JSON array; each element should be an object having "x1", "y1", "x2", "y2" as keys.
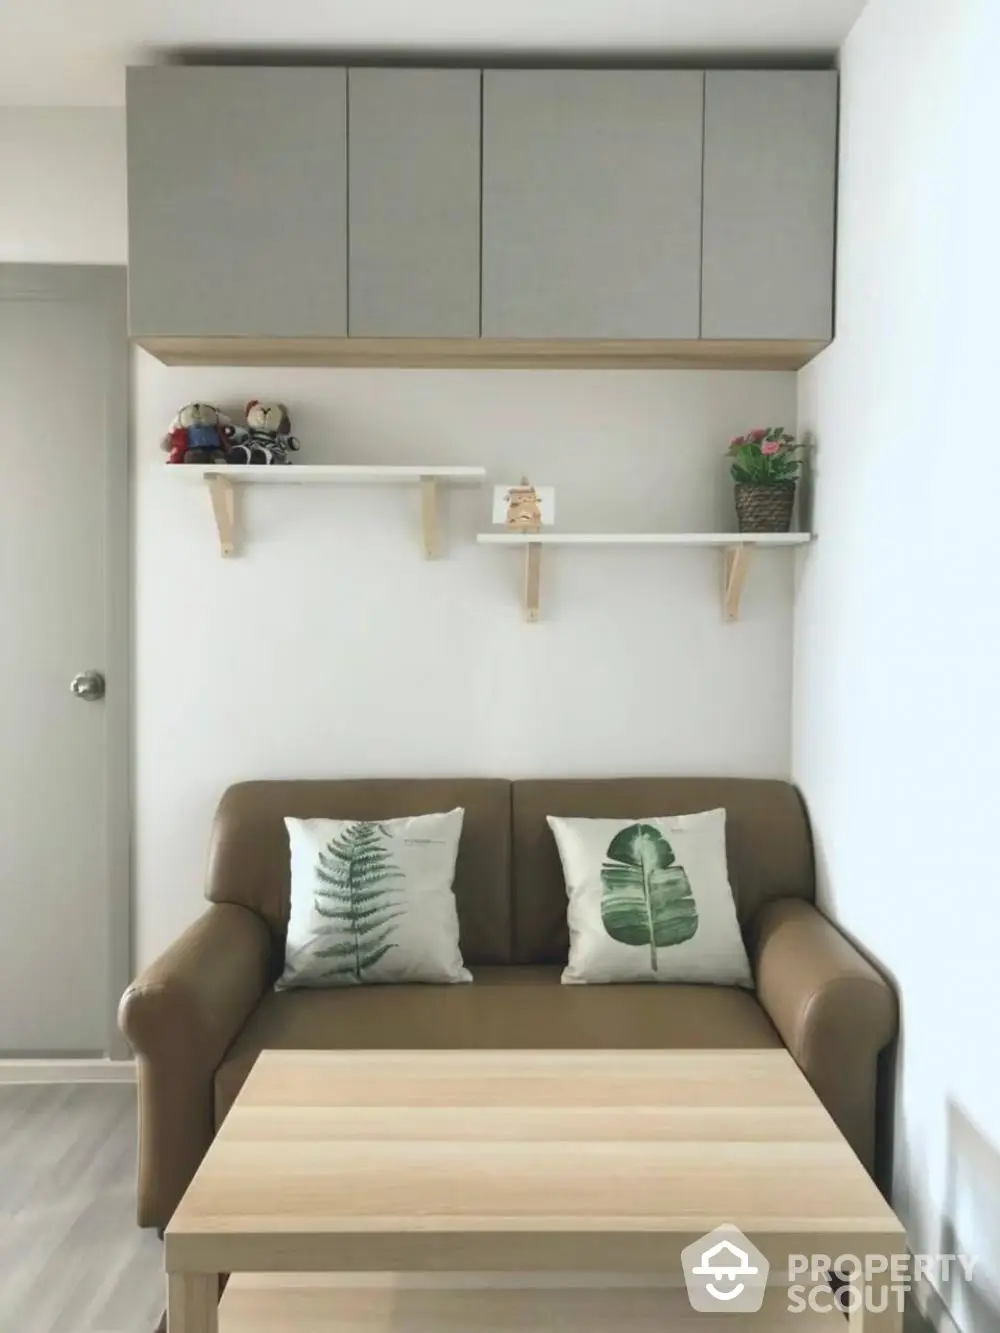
[
  {"x1": 127, "y1": 67, "x2": 347, "y2": 338},
  {"x1": 702, "y1": 71, "x2": 838, "y2": 340},
  {"x1": 482, "y1": 71, "x2": 703, "y2": 339},
  {"x1": 349, "y1": 69, "x2": 481, "y2": 338}
]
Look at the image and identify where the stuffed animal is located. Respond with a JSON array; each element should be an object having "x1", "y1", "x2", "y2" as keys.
[
  {"x1": 228, "y1": 400, "x2": 301, "y2": 465},
  {"x1": 161, "y1": 403, "x2": 235, "y2": 465}
]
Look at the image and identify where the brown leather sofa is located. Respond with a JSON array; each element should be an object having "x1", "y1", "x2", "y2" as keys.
[{"x1": 119, "y1": 777, "x2": 897, "y2": 1230}]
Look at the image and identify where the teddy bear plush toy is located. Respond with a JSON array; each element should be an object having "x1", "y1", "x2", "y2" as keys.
[
  {"x1": 228, "y1": 400, "x2": 301, "y2": 465},
  {"x1": 161, "y1": 402, "x2": 235, "y2": 464}
]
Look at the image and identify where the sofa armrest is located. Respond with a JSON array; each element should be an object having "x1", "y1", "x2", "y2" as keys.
[
  {"x1": 118, "y1": 903, "x2": 273, "y2": 1229},
  {"x1": 753, "y1": 898, "x2": 897, "y2": 1174}
]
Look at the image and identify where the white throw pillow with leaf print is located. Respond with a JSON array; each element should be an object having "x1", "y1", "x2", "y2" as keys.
[
  {"x1": 547, "y1": 810, "x2": 752, "y2": 986},
  {"x1": 277, "y1": 809, "x2": 470, "y2": 988}
]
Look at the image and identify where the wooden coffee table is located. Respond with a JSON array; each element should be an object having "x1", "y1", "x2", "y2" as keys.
[{"x1": 165, "y1": 1049, "x2": 906, "y2": 1333}]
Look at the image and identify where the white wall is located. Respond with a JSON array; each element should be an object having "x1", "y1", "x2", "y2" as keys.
[
  {"x1": 135, "y1": 358, "x2": 797, "y2": 964},
  {"x1": 0, "y1": 109, "x2": 799, "y2": 1009},
  {"x1": 794, "y1": 0, "x2": 1000, "y2": 1329},
  {"x1": 0, "y1": 109, "x2": 126, "y2": 262}
]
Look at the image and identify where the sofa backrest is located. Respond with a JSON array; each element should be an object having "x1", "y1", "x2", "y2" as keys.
[
  {"x1": 510, "y1": 778, "x2": 814, "y2": 964},
  {"x1": 206, "y1": 776, "x2": 814, "y2": 969},
  {"x1": 205, "y1": 779, "x2": 512, "y2": 964}
]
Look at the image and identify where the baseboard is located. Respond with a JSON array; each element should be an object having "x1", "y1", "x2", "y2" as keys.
[{"x1": 0, "y1": 1058, "x2": 136, "y2": 1084}]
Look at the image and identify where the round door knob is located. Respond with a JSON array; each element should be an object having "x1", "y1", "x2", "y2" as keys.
[{"x1": 70, "y1": 670, "x2": 106, "y2": 702}]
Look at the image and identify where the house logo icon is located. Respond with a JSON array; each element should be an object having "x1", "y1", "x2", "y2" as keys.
[
  {"x1": 681, "y1": 1225, "x2": 770, "y2": 1312},
  {"x1": 694, "y1": 1240, "x2": 758, "y2": 1300}
]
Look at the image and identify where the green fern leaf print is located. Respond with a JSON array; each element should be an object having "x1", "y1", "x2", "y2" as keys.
[{"x1": 313, "y1": 821, "x2": 405, "y2": 982}]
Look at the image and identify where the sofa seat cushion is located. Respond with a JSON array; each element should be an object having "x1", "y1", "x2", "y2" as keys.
[{"x1": 214, "y1": 966, "x2": 781, "y2": 1126}]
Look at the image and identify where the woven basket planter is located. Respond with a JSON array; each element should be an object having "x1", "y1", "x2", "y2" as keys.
[{"x1": 734, "y1": 483, "x2": 796, "y2": 533}]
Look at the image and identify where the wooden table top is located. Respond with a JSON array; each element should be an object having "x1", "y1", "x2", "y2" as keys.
[{"x1": 166, "y1": 1048, "x2": 904, "y2": 1275}]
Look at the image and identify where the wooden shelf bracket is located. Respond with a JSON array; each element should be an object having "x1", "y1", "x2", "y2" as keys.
[
  {"x1": 206, "y1": 475, "x2": 236, "y2": 557},
  {"x1": 478, "y1": 532, "x2": 809, "y2": 621},
  {"x1": 723, "y1": 544, "x2": 753, "y2": 622},
  {"x1": 184, "y1": 465, "x2": 484, "y2": 558},
  {"x1": 420, "y1": 477, "x2": 439, "y2": 560},
  {"x1": 523, "y1": 542, "x2": 542, "y2": 622}
]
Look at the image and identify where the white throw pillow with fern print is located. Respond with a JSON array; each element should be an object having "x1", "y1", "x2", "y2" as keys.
[
  {"x1": 548, "y1": 809, "x2": 752, "y2": 986},
  {"x1": 277, "y1": 809, "x2": 470, "y2": 988}
]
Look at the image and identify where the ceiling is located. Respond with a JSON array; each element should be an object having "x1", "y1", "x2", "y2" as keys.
[{"x1": 4, "y1": 0, "x2": 865, "y2": 106}]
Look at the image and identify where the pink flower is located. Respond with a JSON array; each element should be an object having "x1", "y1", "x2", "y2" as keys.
[
  {"x1": 761, "y1": 441, "x2": 781, "y2": 456},
  {"x1": 751, "y1": 429, "x2": 767, "y2": 441}
]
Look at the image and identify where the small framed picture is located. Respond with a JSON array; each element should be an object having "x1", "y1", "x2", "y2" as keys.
[{"x1": 492, "y1": 481, "x2": 556, "y2": 528}]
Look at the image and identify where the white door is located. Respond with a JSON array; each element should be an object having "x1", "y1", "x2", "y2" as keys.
[{"x1": 0, "y1": 266, "x2": 129, "y2": 1056}]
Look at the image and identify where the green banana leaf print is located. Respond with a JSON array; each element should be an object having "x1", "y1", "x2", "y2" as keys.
[
  {"x1": 600, "y1": 823, "x2": 698, "y2": 972},
  {"x1": 313, "y1": 821, "x2": 405, "y2": 982}
]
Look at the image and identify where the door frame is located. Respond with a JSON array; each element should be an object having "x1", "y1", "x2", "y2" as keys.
[{"x1": 0, "y1": 265, "x2": 131, "y2": 1059}]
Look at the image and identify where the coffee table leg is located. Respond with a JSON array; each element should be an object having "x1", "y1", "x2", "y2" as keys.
[{"x1": 167, "y1": 1272, "x2": 218, "y2": 1333}]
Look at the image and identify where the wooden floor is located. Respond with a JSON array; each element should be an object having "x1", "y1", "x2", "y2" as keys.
[
  {"x1": 0, "y1": 1083, "x2": 934, "y2": 1333},
  {"x1": 0, "y1": 1083, "x2": 164, "y2": 1333}
]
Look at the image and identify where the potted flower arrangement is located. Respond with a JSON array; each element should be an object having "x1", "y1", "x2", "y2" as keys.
[{"x1": 726, "y1": 427, "x2": 802, "y2": 533}]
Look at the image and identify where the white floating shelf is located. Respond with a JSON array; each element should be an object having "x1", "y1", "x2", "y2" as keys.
[
  {"x1": 180, "y1": 464, "x2": 486, "y2": 486},
  {"x1": 172, "y1": 465, "x2": 486, "y2": 557},
  {"x1": 476, "y1": 531, "x2": 811, "y2": 547},
  {"x1": 476, "y1": 531, "x2": 814, "y2": 622}
]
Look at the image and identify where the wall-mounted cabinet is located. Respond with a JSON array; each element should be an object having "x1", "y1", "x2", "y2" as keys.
[
  {"x1": 127, "y1": 64, "x2": 838, "y2": 366},
  {"x1": 127, "y1": 67, "x2": 347, "y2": 339},
  {"x1": 348, "y1": 69, "x2": 481, "y2": 338},
  {"x1": 481, "y1": 71, "x2": 703, "y2": 339},
  {"x1": 702, "y1": 71, "x2": 838, "y2": 340}
]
